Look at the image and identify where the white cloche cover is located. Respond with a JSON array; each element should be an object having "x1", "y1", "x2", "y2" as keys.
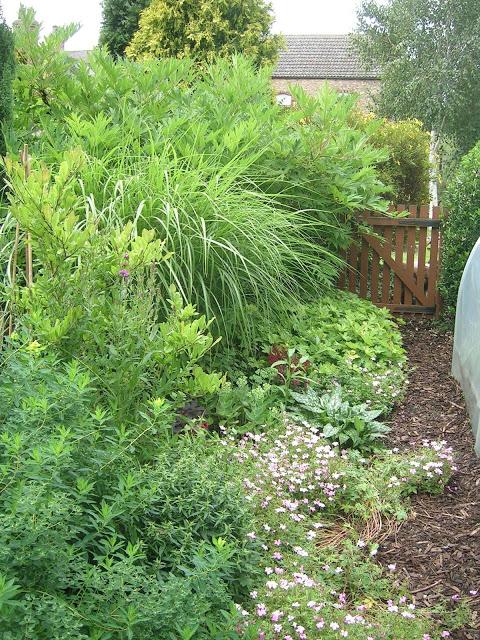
[{"x1": 452, "y1": 237, "x2": 480, "y2": 455}]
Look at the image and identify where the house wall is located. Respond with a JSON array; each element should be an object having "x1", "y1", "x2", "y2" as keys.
[{"x1": 272, "y1": 78, "x2": 380, "y2": 108}]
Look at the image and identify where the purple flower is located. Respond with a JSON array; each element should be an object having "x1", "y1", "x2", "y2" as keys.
[{"x1": 118, "y1": 269, "x2": 129, "y2": 279}]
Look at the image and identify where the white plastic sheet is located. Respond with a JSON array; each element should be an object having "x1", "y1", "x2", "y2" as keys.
[{"x1": 452, "y1": 238, "x2": 480, "y2": 455}]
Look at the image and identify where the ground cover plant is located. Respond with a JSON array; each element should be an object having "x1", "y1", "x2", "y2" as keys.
[
  {"x1": 214, "y1": 292, "x2": 407, "y2": 430},
  {"x1": 222, "y1": 424, "x2": 461, "y2": 639}
]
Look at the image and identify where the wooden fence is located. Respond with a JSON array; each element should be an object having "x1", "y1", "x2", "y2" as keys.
[{"x1": 338, "y1": 205, "x2": 443, "y2": 315}]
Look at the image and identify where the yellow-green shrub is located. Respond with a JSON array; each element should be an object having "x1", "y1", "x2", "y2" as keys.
[{"x1": 354, "y1": 113, "x2": 431, "y2": 204}]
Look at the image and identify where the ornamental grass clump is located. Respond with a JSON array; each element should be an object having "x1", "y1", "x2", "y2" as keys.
[{"x1": 95, "y1": 149, "x2": 335, "y2": 343}]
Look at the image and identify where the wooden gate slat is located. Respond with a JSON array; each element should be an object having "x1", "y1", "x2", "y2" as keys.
[
  {"x1": 392, "y1": 216, "x2": 405, "y2": 304},
  {"x1": 371, "y1": 249, "x2": 380, "y2": 303},
  {"x1": 426, "y1": 205, "x2": 441, "y2": 306},
  {"x1": 416, "y1": 205, "x2": 428, "y2": 304},
  {"x1": 381, "y1": 226, "x2": 393, "y2": 304},
  {"x1": 348, "y1": 243, "x2": 359, "y2": 293},
  {"x1": 404, "y1": 205, "x2": 417, "y2": 305},
  {"x1": 359, "y1": 238, "x2": 369, "y2": 298}
]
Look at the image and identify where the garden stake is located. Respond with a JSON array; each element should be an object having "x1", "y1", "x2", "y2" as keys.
[
  {"x1": 7, "y1": 222, "x2": 20, "y2": 336},
  {"x1": 21, "y1": 144, "x2": 33, "y2": 288}
]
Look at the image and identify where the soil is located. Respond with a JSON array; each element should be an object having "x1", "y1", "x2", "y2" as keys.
[{"x1": 376, "y1": 319, "x2": 480, "y2": 639}]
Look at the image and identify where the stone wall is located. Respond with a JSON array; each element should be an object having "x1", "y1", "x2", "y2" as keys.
[{"x1": 272, "y1": 78, "x2": 380, "y2": 108}]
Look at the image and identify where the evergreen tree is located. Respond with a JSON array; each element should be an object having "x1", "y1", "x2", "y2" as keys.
[
  {"x1": 99, "y1": 0, "x2": 151, "y2": 58},
  {"x1": 126, "y1": 0, "x2": 282, "y2": 66},
  {"x1": 0, "y1": 2, "x2": 14, "y2": 159}
]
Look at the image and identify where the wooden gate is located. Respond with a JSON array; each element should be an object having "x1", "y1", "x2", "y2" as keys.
[{"x1": 338, "y1": 205, "x2": 443, "y2": 315}]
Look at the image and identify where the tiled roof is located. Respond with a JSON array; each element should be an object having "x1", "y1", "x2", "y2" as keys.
[
  {"x1": 67, "y1": 50, "x2": 89, "y2": 60},
  {"x1": 273, "y1": 34, "x2": 380, "y2": 80}
]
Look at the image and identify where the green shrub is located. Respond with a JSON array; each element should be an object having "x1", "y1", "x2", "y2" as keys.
[
  {"x1": 143, "y1": 442, "x2": 258, "y2": 576},
  {"x1": 125, "y1": 0, "x2": 283, "y2": 66},
  {"x1": 439, "y1": 140, "x2": 480, "y2": 320},
  {"x1": 5, "y1": 150, "x2": 226, "y2": 419},
  {"x1": 0, "y1": 11, "x2": 14, "y2": 163},
  {"x1": 0, "y1": 348, "x2": 259, "y2": 639},
  {"x1": 10, "y1": 7, "x2": 79, "y2": 141},
  {"x1": 354, "y1": 113, "x2": 431, "y2": 204}
]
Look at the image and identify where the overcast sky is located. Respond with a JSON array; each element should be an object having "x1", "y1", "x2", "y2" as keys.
[{"x1": 2, "y1": 0, "x2": 363, "y2": 50}]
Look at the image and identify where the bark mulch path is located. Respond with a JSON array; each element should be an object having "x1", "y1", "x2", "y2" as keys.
[{"x1": 376, "y1": 319, "x2": 480, "y2": 639}]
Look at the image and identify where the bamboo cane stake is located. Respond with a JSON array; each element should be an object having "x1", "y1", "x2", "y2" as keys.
[
  {"x1": 21, "y1": 144, "x2": 33, "y2": 288},
  {"x1": 7, "y1": 222, "x2": 20, "y2": 336}
]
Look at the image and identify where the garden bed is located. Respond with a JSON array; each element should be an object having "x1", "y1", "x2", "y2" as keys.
[
  {"x1": 377, "y1": 320, "x2": 480, "y2": 640},
  {"x1": 1, "y1": 14, "x2": 477, "y2": 638}
]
